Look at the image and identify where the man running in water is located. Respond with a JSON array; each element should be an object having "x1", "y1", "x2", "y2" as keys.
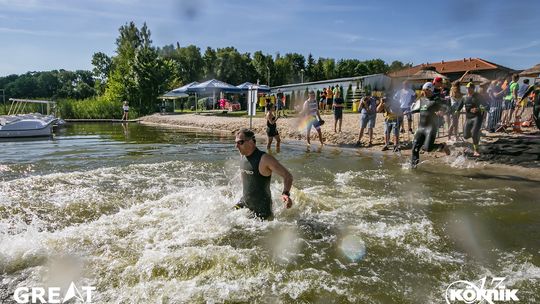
[
  {"x1": 462, "y1": 82, "x2": 488, "y2": 157},
  {"x1": 302, "y1": 90, "x2": 324, "y2": 147},
  {"x1": 410, "y1": 82, "x2": 450, "y2": 168},
  {"x1": 234, "y1": 128, "x2": 293, "y2": 220}
]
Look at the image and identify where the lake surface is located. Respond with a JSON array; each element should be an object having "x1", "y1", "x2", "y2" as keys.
[{"x1": 1, "y1": 122, "x2": 539, "y2": 303}]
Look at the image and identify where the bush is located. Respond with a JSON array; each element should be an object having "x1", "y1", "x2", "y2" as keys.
[{"x1": 57, "y1": 97, "x2": 125, "y2": 119}]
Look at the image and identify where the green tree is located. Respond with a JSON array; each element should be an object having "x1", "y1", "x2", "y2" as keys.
[
  {"x1": 132, "y1": 46, "x2": 175, "y2": 114},
  {"x1": 104, "y1": 21, "x2": 174, "y2": 115},
  {"x1": 91, "y1": 52, "x2": 112, "y2": 95},
  {"x1": 164, "y1": 44, "x2": 203, "y2": 84},
  {"x1": 202, "y1": 47, "x2": 217, "y2": 79},
  {"x1": 322, "y1": 58, "x2": 336, "y2": 80},
  {"x1": 388, "y1": 60, "x2": 413, "y2": 73},
  {"x1": 364, "y1": 59, "x2": 388, "y2": 74},
  {"x1": 305, "y1": 53, "x2": 316, "y2": 82},
  {"x1": 251, "y1": 51, "x2": 273, "y2": 84},
  {"x1": 104, "y1": 21, "x2": 142, "y2": 104}
]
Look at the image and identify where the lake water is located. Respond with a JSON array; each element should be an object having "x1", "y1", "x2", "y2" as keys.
[{"x1": 1, "y1": 123, "x2": 539, "y2": 303}]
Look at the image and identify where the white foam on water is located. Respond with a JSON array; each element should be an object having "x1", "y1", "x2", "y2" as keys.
[
  {"x1": 0, "y1": 221, "x2": 49, "y2": 274},
  {"x1": 448, "y1": 188, "x2": 514, "y2": 206},
  {"x1": 0, "y1": 164, "x2": 12, "y2": 173},
  {"x1": 1, "y1": 151, "x2": 535, "y2": 303},
  {"x1": 446, "y1": 154, "x2": 482, "y2": 169}
]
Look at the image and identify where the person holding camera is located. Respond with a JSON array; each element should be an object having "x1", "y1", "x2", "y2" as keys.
[{"x1": 356, "y1": 91, "x2": 378, "y2": 147}]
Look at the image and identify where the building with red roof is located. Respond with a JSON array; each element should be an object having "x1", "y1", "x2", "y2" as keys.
[{"x1": 389, "y1": 58, "x2": 516, "y2": 82}]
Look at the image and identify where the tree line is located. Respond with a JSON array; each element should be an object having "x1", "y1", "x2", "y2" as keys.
[{"x1": 0, "y1": 21, "x2": 411, "y2": 118}]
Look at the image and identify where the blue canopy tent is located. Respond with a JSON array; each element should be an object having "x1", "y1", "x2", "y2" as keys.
[
  {"x1": 236, "y1": 82, "x2": 271, "y2": 93},
  {"x1": 162, "y1": 81, "x2": 199, "y2": 98},
  {"x1": 189, "y1": 79, "x2": 241, "y2": 93},
  {"x1": 189, "y1": 79, "x2": 242, "y2": 111},
  {"x1": 160, "y1": 82, "x2": 198, "y2": 113}
]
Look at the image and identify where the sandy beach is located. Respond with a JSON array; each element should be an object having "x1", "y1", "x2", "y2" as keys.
[
  {"x1": 141, "y1": 112, "x2": 417, "y2": 146},
  {"x1": 140, "y1": 111, "x2": 540, "y2": 177}
]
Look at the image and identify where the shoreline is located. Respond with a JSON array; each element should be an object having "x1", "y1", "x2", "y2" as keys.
[{"x1": 139, "y1": 113, "x2": 540, "y2": 181}]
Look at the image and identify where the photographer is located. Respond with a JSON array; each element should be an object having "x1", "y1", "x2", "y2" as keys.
[{"x1": 356, "y1": 90, "x2": 378, "y2": 147}]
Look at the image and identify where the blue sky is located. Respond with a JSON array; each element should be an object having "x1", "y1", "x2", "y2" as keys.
[{"x1": 0, "y1": 0, "x2": 538, "y2": 77}]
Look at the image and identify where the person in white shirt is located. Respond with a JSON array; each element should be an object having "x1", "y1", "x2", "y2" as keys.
[
  {"x1": 122, "y1": 101, "x2": 129, "y2": 121},
  {"x1": 301, "y1": 90, "x2": 324, "y2": 147},
  {"x1": 393, "y1": 80, "x2": 416, "y2": 134}
]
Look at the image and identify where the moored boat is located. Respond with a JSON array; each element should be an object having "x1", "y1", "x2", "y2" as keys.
[{"x1": 0, "y1": 99, "x2": 58, "y2": 138}]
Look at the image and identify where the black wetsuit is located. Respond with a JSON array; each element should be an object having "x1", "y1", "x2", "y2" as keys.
[
  {"x1": 266, "y1": 116, "x2": 278, "y2": 137},
  {"x1": 237, "y1": 148, "x2": 272, "y2": 219},
  {"x1": 463, "y1": 93, "x2": 485, "y2": 147},
  {"x1": 411, "y1": 96, "x2": 446, "y2": 167}
]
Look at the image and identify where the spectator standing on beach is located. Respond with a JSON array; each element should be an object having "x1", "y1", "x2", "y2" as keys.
[
  {"x1": 410, "y1": 82, "x2": 450, "y2": 168},
  {"x1": 302, "y1": 90, "x2": 324, "y2": 147},
  {"x1": 377, "y1": 96, "x2": 402, "y2": 152},
  {"x1": 393, "y1": 80, "x2": 416, "y2": 134},
  {"x1": 325, "y1": 87, "x2": 334, "y2": 112},
  {"x1": 462, "y1": 82, "x2": 488, "y2": 157},
  {"x1": 276, "y1": 89, "x2": 286, "y2": 117},
  {"x1": 332, "y1": 90, "x2": 345, "y2": 133},
  {"x1": 448, "y1": 82, "x2": 463, "y2": 140},
  {"x1": 265, "y1": 104, "x2": 281, "y2": 151},
  {"x1": 122, "y1": 101, "x2": 129, "y2": 121},
  {"x1": 486, "y1": 80, "x2": 504, "y2": 132},
  {"x1": 432, "y1": 77, "x2": 446, "y2": 100},
  {"x1": 333, "y1": 84, "x2": 341, "y2": 100},
  {"x1": 319, "y1": 90, "x2": 326, "y2": 111},
  {"x1": 515, "y1": 78, "x2": 530, "y2": 121},
  {"x1": 264, "y1": 97, "x2": 271, "y2": 114},
  {"x1": 356, "y1": 90, "x2": 378, "y2": 147},
  {"x1": 501, "y1": 74, "x2": 519, "y2": 128}
]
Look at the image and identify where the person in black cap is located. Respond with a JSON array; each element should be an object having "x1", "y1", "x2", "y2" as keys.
[{"x1": 410, "y1": 82, "x2": 450, "y2": 168}]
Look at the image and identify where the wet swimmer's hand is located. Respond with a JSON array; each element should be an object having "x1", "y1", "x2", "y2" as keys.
[{"x1": 282, "y1": 191, "x2": 293, "y2": 209}]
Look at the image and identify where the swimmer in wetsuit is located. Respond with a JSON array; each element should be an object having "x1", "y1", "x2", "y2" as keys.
[
  {"x1": 234, "y1": 128, "x2": 293, "y2": 220},
  {"x1": 410, "y1": 82, "x2": 450, "y2": 168},
  {"x1": 265, "y1": 105, "x2": 281, "y2": 151},
  {"x1": 462, "y1": 82, "x2": 488, "y2": 157}
]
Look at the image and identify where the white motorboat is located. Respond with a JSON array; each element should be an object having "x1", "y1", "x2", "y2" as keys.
[{"x1": 0, "y1": 99, "x2": 58, "y2": 138}]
